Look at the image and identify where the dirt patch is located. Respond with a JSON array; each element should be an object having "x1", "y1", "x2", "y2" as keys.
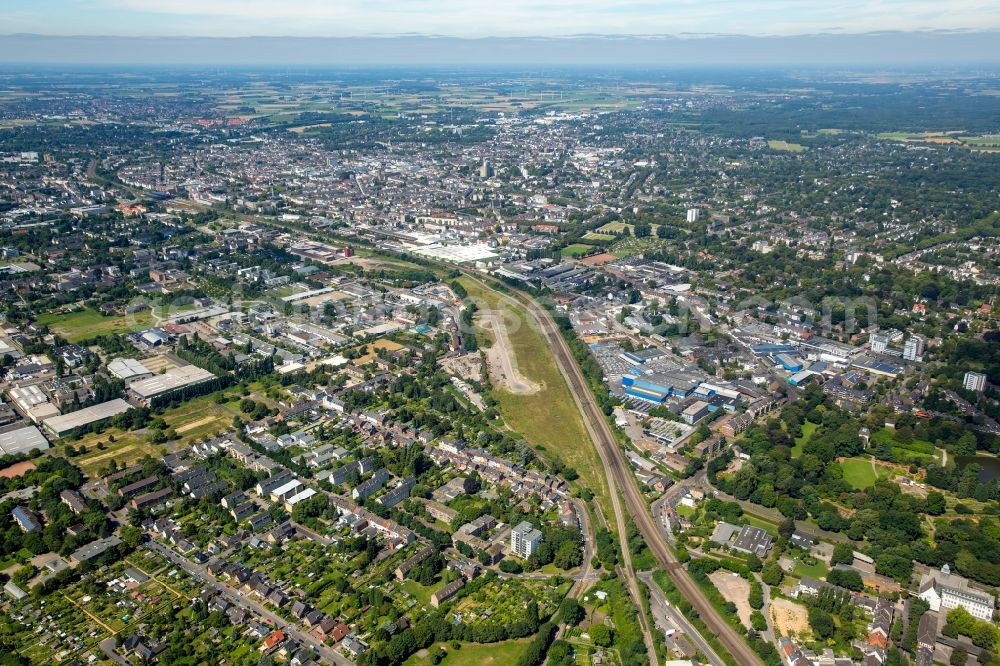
[
  {"x1": 770, "y1": 597, "x2": 810, "y2": 639},
  {"x1": 709, "y1": 570, "x2": 752, "y2": 628},
  {"x1": 142, "y1": 355, "x2": 179, "y2": 373},
  {"x1": 440, "y1": 352, "x2": 482, "y2": 383},
  {"x1": 479, "y1": 311, "x2": 541, "y2": 395},
  {"x1": 177, "y1": 416, "x2": 217, "y2": 434},
  {"x1": 0, "y1": 460, "x2": 36, "y2": 479}
]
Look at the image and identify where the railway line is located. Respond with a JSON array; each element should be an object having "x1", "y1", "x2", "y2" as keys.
[{"x1": 470, "y1": 274, "x2": 763, "y2": 666}]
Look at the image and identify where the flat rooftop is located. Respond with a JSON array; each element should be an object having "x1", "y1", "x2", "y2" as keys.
[
  {"x1": 129, "y1": 365, "x2": 215, "y2": 399},
  {"x1": 42, "y1": 399, "x2": 133, "y2": 436},
  {"x1": 0, "y1": 424, "x2": 50, "y2": 455}
]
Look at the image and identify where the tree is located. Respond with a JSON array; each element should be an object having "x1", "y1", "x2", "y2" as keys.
[
  {"x1": 951, "y1": 648, "x2": 968, "y2": 666},
  {"x1": 761, "y1": 561, "x2": 784, "y2": 587},
  {"x1": 559, "y1": 598, "x2": 584, "y2": 626},
  {"x1": 831, "y1": 542, "x2": 855, "y2": 566},
  {"x1": 751, "y1": 610, "x2": 767, "y2": 631},
  {"x1": 748, "y1": 582, "x2": 764, "y2": 609},
  {"x1": 746, "y1": 553, "x2": 763, "y2": 572},
  {"x1": 778, "y1": 517, "x2": 795, "y2": 539},
  {"x1": 925, "y1": 491, "x2": 947, "y2": 516},
  {"x1": 808, "y1": 607, "x2": 835, "y2": 639},
  {"x1": 554, "y1": 540, "x2": 582, "y2": 570},
  {"x1": 589, "y1": 624, "x2": 612, "y2": 647}
]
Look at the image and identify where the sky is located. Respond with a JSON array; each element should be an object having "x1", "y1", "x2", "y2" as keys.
[{"x1": 6, "y1": 0, "x2": 1000, "y2": 37}]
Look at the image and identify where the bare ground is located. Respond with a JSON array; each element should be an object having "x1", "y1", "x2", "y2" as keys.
[
  {"x1": 479, "y1": 311, "x2": 541, "y2": 395},
  {"x1": 709, "y1": 570, "x2": 752, "y2": 628}
]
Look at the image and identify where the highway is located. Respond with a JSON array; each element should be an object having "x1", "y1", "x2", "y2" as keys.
[{"x1": 476, "y1": 275, "x2": 763, "y2": 666}]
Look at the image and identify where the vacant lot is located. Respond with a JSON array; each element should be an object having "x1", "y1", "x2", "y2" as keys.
[
  {"x1": 479, "y1": 310, "x2": 541, "y2": 395},
  {"x1": 562, "y1": 243, "x2": 594, "y2": 258},
  {"x1": 768, "y1": 139, "x2": 807, "y2": 152},
  {"x1": 73, "y1": 393, "x2": 235, "y2": 477},
  {"x1": 37, "y1": 308, "x2": 153, "y2": 343},
  {"x1": 459, "y1": 277, "x2": 610, "y2": 514},
  {"x1": 771, "y1": 598, "x2": 810, "y2": 639},
  {"x1": 709, "y1": 570, "x2": 752, "y2": 628}
]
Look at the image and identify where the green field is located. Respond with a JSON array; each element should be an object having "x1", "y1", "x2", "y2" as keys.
[
  {"x1": 459, "y1": 277, "x2": 611, "y2": 515},
  {"x1": 791, "y1": 421, "x2": 819, "y2": 458},
  {"x1": 839, "y1": 458, "x2": 889, "y2": 489},
  {"x1": 791, "y1": 555, "x2": 830, "y2": 580},
  {"x1": 743, "y1": 513, "x2": 779, "y2": 536},
  {"x1": 562, "y1": 244, "x2": 594, "y2": 258},
  {"x1": 403, "y1": 638, "x2": 532, "y2": 666},
  {"x1": 768, "y1": 140, "x2": 807, "y2": 153},
  {"x1": 72, "y1": 392, "x2": 236, "y2": 476},
  {"x1": 37, "y1": 308, "x2": 153, "y2": 343}
]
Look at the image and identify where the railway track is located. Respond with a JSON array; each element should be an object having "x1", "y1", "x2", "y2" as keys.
[{"x1": 473, "y1": 275, "x2": 763, "y2": 666}]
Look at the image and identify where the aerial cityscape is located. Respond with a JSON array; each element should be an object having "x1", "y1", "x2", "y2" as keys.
[{"x1": 0, "y1": 4, "x2": 998, "y2": 666}]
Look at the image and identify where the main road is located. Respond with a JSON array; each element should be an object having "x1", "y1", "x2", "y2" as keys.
[{"x1": 472, "y1": 274, "x2": 763, "y2": 666}]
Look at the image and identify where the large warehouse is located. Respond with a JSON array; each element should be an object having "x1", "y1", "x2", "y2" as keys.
[
  {"x1": 127, "y1": 365, "x2": 216, "y2": 405},
  {"x1": 42, "y1": 399, "x2": 133, "y2": 438},
  {"x1": 0, "y1": 424, "x2": 50, "y2": 455}
]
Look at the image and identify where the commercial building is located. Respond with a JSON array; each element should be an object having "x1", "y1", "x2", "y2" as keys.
[
  {"x1": 0, "y1": 424, "x2": 50, "y2": 455},
  {"x1": 42, "y1": 398, "x2": 133, "y2": 437},
  {"x1": 107, "y1": 357, "x2": 154, "y2": 382},
  {"x1": 622, "y1": 371, "x2": 701, "y2": 404},
  {"x1": 681, "y1": 400, "x2": 711, "y2": 425},
  {"x1": 511, "y1": 521, "x2": 543, "y2": 559},
  {"x1": 6, "y1": 384, "x2": 59, "y2": 423},
  {"x1": 127, "y1": 365, "x2": 216, "y2": 404},
  {"x1": 964, "y1": 371, "x2": 987, "y2": 393},
  {"x1": 711, "y1": 522, "x2": 774, "y2": 558},
  {"x1": 775, "y1": 353, "x2": 803, "y2": 373}
]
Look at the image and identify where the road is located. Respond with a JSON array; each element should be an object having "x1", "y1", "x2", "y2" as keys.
[
  {"x1": 478, "y1": 275, "x2": 763, "y2": 666},
  {"x1": 146, "y1": 540, "x2": 352, "y2": 666}
]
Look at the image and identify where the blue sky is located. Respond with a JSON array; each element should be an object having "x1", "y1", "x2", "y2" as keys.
[{"x1": 6, "y1": 0, "x2": 1000, "y2": 37}]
